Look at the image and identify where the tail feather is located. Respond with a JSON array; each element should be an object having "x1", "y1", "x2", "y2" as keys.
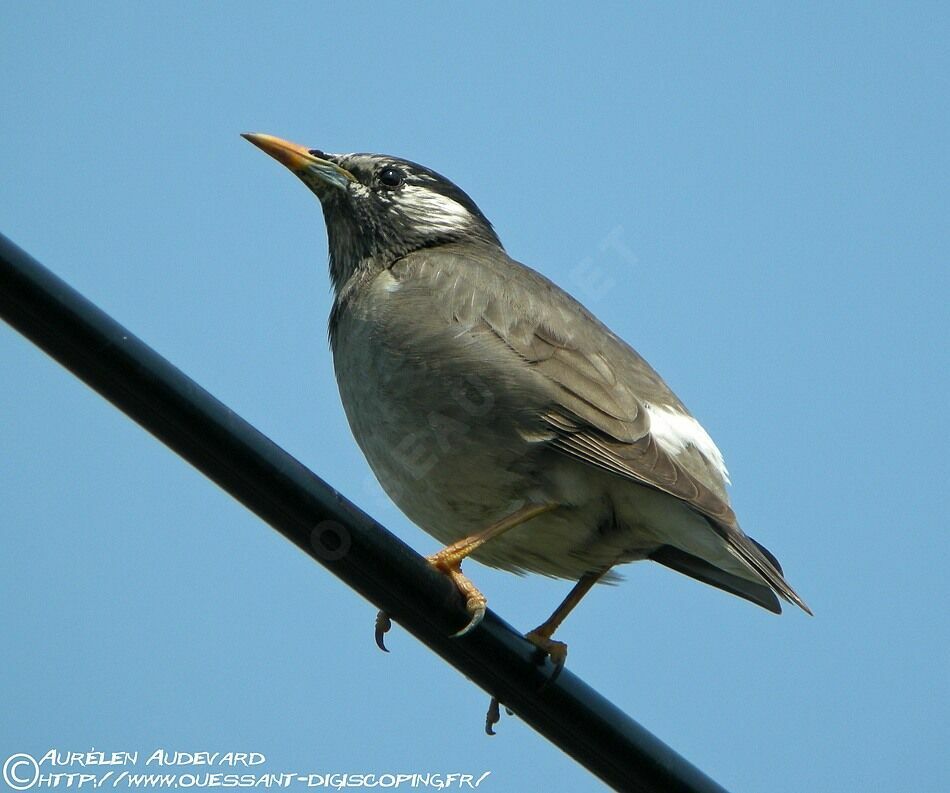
[
  {"x1": 651, "y1": 528, "x2": 813, "y2": 616},
  {"x1": 651, "y1": 545, "x2": 783, "y2": 613},
  {"x1": 724, "y1": 530, "x2": 813, "y2": 615}
]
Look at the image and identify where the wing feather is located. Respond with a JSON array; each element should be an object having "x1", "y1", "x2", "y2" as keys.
[{"x1": 390, "y1": 245, "x2": 811, "y2": 613}]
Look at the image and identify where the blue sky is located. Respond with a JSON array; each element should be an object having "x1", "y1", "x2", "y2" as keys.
[{"x1": 1, "y1": 3, "x2": 947, "y2": 791}]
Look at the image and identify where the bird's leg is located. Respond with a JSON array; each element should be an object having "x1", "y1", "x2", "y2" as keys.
[
  {"x1": 525, "y1": 567, "x2": 610, "y2": 680},
  {"x1": 485, "y1": 566, "x2": 610, "y2": 735},
  {"x1": 375, "y1": 502, "x2": 557, "y2": 651},
  {"x1": 427, "y1": 503, "x2": 558, "y2": 636}
]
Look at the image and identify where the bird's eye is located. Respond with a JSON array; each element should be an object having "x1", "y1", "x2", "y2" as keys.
[{"x1": 378, "y1": 167, "x2": 405, "y2": 188}]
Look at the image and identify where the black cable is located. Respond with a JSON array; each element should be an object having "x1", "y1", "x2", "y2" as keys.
[{"x1": 0, "y1": 232, "x2": 730, "y2": 793}]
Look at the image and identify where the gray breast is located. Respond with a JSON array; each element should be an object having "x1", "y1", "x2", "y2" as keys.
[{"x1": 330, "y1": 268, "x2": 541, "y2": 544}]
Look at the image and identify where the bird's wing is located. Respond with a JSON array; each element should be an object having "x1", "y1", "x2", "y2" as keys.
[
  {"x1": 393, "y1": 243, "x2": 731, "y2": 503},
  {"x1": 540, "y1": 408, "x2": 811, "y2": 613},
  {"x1": 390, "y1": 244, "x2": 810, "y2": 614}
]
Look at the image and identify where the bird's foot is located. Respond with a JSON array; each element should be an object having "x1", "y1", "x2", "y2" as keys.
[
  {"x1": 485, "y1": 697, "x2": 514, "y2": 736},
  {"x1": 374, "y1": 555, "x2": 487, "y2": 652},
  {"x1": 525, "y1": 628, "x2": 568, "y2": 686},
  {"x1": 376, "y1": 506, "x2": 554, "y2": 648},
  {"x1": 483, "y1": 628, "x2": 567, "y2": 736},
  {"x1": 374, "y1": 610, "x2": 392, "y2": 652},
  {"x1": 485, "y1": 697, "x2": 501, "y2": 735},
  {"x1": 426, "y1": 551, "x2": 487, "y2": 637}
]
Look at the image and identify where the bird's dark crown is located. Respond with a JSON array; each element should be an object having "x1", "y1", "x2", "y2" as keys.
[{"x1": 307, "y1": 152, "x2": 503, "y2": 291}]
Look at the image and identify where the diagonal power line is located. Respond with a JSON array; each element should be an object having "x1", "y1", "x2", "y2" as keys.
[{"x1": 0, "y1": 232, "x2": 730, "y2": 793}]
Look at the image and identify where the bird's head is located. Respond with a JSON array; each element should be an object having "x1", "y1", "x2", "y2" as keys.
[{"x1": 243, "y1": 133, "x2": 502, "y2": 291}]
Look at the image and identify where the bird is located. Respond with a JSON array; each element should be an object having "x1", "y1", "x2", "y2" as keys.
[{"x1": 243, "y1": 132, "x2": 811, "y2": 729}]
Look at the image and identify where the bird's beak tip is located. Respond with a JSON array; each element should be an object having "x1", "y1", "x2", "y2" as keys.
[
  {"x1": 240, "y1": 132, "x2": 268, "y2": 148},
  {"x1": 241, "y1": 132, "x2": 314, "y2": 172},
  {"x1": 242, "y1": 131, "x2": 355, "y2": 188}
]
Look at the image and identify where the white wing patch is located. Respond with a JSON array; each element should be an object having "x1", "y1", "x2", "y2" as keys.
[{"x1": 645, "y1": 403, "x2": 730, "y2": 483}]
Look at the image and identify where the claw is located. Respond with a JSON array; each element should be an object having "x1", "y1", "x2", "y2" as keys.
[
  {"x1": 485, "y1": 697, "x2": 514, "y2": 735},
  {"x1": 451, "y1": 599, "x2": 486, "y2": 637},
  {"x1": 543, "y1": 648, "x2": 567, "y2": 689},
  {"x1": 485, "y1": 697, "x2": 501, "y2": 736},
  {"x1": 426, "y1": 552, "x2": 488, "y2": 639},
  {"x1": 375, "y1": 610, "x2": 392, "y2": 652},
  {"x1": 525, "y1": 630, "x2": 568, "y2": 689}
]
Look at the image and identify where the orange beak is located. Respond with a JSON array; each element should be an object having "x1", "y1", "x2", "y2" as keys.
[{"x1": 242, "y1": 133, "x2": 355, "y2": 188}]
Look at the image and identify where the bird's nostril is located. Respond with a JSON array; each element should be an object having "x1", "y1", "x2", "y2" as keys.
[{"x1": 308, "y1": 149, "x2": 327, "y2": 159}]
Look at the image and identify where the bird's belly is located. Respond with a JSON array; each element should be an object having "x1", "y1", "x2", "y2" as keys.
[
  {"x1": 332, "y1": 310, "x2": 533, "y2": 540},
  {"x1": 330, "y1": 300, "x2": 669, "y2": 579}
]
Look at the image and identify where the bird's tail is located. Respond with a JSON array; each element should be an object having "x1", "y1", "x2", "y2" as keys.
[
  {"x1": 651, "y1": 532, "x2": 813, "y2": 616},
  {"x1": 730, "y1": 532, "x2": 813, "y2": 615}
]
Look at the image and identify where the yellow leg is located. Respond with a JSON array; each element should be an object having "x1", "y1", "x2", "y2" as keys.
[
  {"x1": 375, "y1": 503, "x2": 557, "y2": 651},
  {"x1": 485, "y1": 566, "x2": 611, "y2": 735},
  {"x1": 525, "y1": 568, "x2": 607, "y2": 674}
]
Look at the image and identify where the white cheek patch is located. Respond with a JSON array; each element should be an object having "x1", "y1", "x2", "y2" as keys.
[
  {"x1": 645, "y1": 403, "x2": 730, "y2": 483},
  {"x1": 399, "y1": 186, "x2": 474, "y2": 234}
]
